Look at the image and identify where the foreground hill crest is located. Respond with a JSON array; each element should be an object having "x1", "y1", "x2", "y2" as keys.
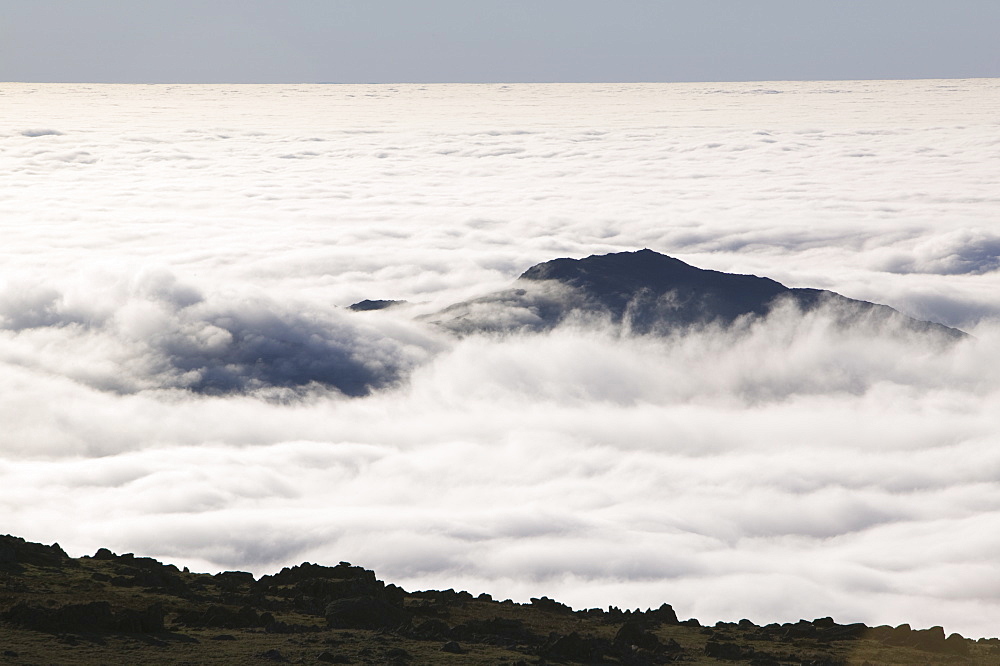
[{"x1": 1, "y1": 534, "x2": 995, "y2": 664}]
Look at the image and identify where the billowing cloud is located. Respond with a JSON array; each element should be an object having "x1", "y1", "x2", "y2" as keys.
[
  {"x1": 870, "y1": 228, "x2": 1000, "y2": 276},
  {"x1": 2, "y1": 79, "x2": 1000, "y2": 639},
  {"x1": 0, "y1": 270, "x2": 441, "y2": 398}
]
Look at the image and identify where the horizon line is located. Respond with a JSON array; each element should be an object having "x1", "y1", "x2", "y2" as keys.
[{"x1": 3, "y1": 75, "x2": 998, "y2": 86}]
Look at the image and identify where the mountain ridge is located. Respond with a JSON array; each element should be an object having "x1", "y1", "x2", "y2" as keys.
[
  {"x1": 0, "y1": 534, "x2": 995, "y2": 664},
  {"x1": 426, "y1": 249, "x2": 965, "y2": 339}
]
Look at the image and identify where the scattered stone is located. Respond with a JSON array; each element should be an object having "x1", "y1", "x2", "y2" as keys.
[
  {"x1": 705, "y1": 639, "x2": 750, "y2": 660},
  {"x1": 0, "y1": 534, "x2": 993, "y2": 666},
  {"x1": 539, "y1": 632, "x2": 607, "y2": 663},
  {"x1": 317, "y1": 652, "x2": 351, "y2": 663},
  {"x1": 175, "y1": 604, "x2": 264, "y2": 629},
  {"x1": 259, "y1": 648, "x2": 286, "y2": 661},
  {"x1": 1, "y1": 601, "x2": 164, "y2": 634},
  {"x1": 324, "y1": 597, "x2": 409, "y2": 630},
  {"x1": 450, "y1": 617, "x2": 538, "y2": 645},
  {"x1": 410, "y1": 618, "x2": 451, "y2": 640}
]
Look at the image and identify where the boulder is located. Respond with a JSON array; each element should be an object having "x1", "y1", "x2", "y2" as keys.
[
  {"x1": 175, "y1": 604, "x2": 266, "y2": 629},
  {"x1": 647, "y1": 602, "x2": 679, "y2": 625},
  {"x1": 0, "y1": 535, "x2": 74, "y2": 569},
  {"x1": 324, "y1": 597, "x2": 410, "y2": 630},
  {"x1": 529, "y1": 596, "x2": 573, "y2": 614},
  {"x1": 539, "y1": 632, "x2": 608, "y2": 663},
  {"x1": 704, "y1": 640, "x2": 750, "y2": 660},
  {"x1": 614, "y1": 620, "x2": 663, "y2": 651},
  {"x1": 1, "y1": 600, "x2": 163, "y2": 634}
]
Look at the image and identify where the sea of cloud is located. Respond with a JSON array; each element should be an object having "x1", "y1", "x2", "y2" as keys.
[{"x1": 2, "y1": 79, "x2": 1000, "y2": 637}]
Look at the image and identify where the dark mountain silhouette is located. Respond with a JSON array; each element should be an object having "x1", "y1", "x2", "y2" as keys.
[
  {"x1": 0, "y1": 534, "x2": 994, "y2": 664},
  {"x1": 427, "y1": 249, "x2": 965, "y2": 338},
  {"x1": 348, "y1": 299, "x2": 408, "y2": 312}
]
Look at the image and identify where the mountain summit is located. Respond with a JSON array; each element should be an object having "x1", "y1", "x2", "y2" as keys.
[{"x1": 428, "y1": 249, "x2": 964, "y2": 338}]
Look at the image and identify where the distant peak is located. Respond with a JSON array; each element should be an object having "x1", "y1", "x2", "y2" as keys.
[{"x1": 430, "y1": 249, "x2": 966, "y2": 339}]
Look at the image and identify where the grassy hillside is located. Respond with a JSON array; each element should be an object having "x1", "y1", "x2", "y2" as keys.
[{"x1": 1, "y1": 535, "x2": 996, "y2": 665}]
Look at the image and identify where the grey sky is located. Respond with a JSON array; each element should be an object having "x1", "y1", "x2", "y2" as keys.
[{"x1": 2, "y1": 0, "x2": 999, "y2": 83}]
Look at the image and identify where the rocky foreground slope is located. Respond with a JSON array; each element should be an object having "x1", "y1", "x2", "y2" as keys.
[{"x1": 1, "y1": 535, "x2": 996, "y2": 665}]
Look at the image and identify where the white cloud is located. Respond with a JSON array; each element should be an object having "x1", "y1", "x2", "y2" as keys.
[{"x1": 1, "y1": 79, "x2": 1000, "y2": 638}]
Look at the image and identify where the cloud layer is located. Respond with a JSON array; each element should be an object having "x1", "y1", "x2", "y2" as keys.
[{"x1": 2, "y1": 80, "x2": 1000, "y2": 637}]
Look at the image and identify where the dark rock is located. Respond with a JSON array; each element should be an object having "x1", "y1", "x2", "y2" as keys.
[
  {"x1": 440, "y1": 641, "x2": 464, "y2": 654},
  {"x1": 0, "y1": 535, "x2": 74, "y2": 569},
  {"x1": 211, "y1": 634, "x2": 236, "y2": 641},
  {"x1": 818, "y1": 622, "x2": 867, "y2": 641},
  {"x1": 872, "y1": 622, "x2": 955, "y2": 652},
  {"x1": 874, "y1": 623, "x2": 913, "y2": 646},
  {"x1": 647, "y1": 602, "x2": 679, "y2": 625},
  {"x1": 910, "y1": 625, "x2": 947, "y2": 652},
  {"x1": 704, "y1": 640, "x2": 750, "y2": 660},
  {"x1": 539, "y1": 632, "x2": 607, "y2": 663},
  {"x1": 324, "y1": 597, "x2": 409, "y2": 630},
  {"x1": 385, "y1": 647, "x2": 410, "y2": 660},
  {"x1": 529, "y1": 596, "x2": 573, "y2": 614},
  {"x1": 410, "y1": 588, "x2": 474, "y2": 605},
  {"x1": 114, "y1": 603, "x2": 166, "y2": 633},
  {"x1": 410, "y1": 618, "x2": 451, "y2": 640},
  {"x1": 259, "y1": 648, "x2": 286, "y2": 661},
  {"x1": 213, "y1": 570, "x2": 255, "y2": 590},
  {"x1": 317, "y1": 652, "x2": 351, "y2": 663},
  {"x1": 944, "y1": 633, "x2": 971, "y2": 656},
  {"x1": 283, "y1": 576, "x2": 385, "y2": 605},
  {"x1": 258, "y1": 561, "x2": 377, "y2": 588},
  {"x1": 348, "y1": 299, "x2": 406, "y2": 312},
  {"x1": 863, "y1": 624, "x2": 896, "y2": 642},
  {"x1": 781, "y1": 619, "x2": 818, "y2": 640},
  {"x1": 1, "y1": 601, "x2": 164, "y2": 634},
  {"x1": 175, "y1": 604, "x2": 265, "y2": 629},
  {"x1": 614, "y1": 620, "x2": 663, "y2": 651},
  {"x1": 450, "y1": 617, "x2": 540, "y2": 645}
]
